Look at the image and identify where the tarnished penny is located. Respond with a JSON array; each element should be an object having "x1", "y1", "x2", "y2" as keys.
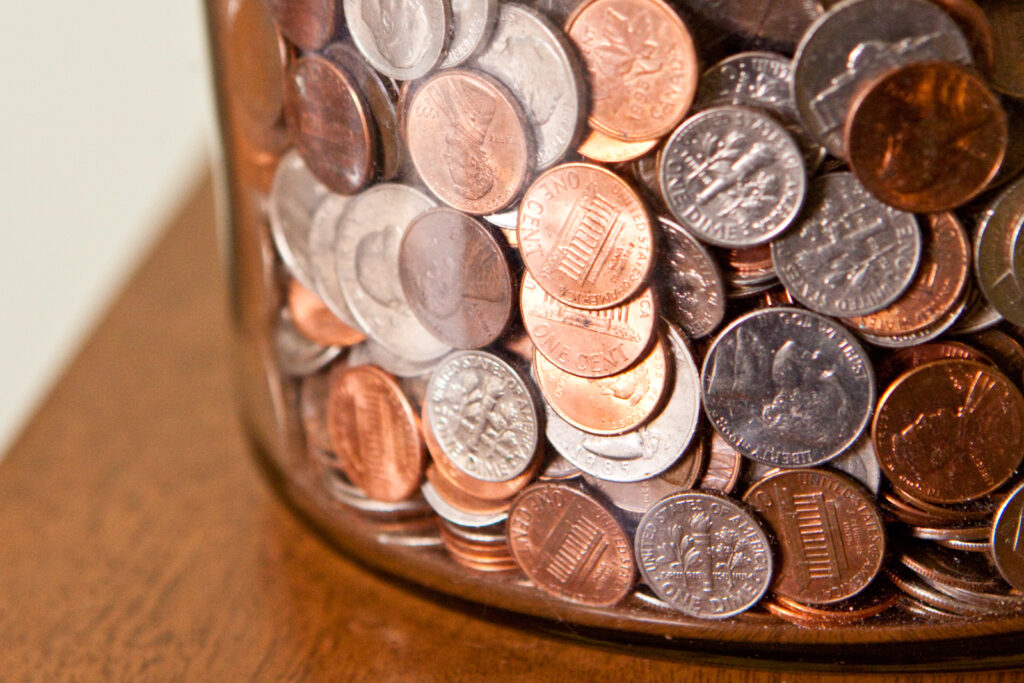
[
  {"x1": 744, "y1": 469, "x2": 886, "y2": 604},
  {"x1": 326, "y1": 365, "x2": 425, "y2": 501},
  {"x1": 845, "y1": 61, "x2": 1007, "y2": 213},
  {"x1": 969, "y1": 329, "x2": 1024, "y2": 387},
  {"x1": 287, "y1": 279, "x2": 366, "y2": 347},
  {"x1": 521, "y1": 273, "x2": 655, "y2": 378},
  {"x1": 658, "y1": 216, "x2": 726, "y2": 339},
  {"x1": 507, "y1": 482, "x2": 636, "y2": 606},
  {"x1": 268, "y1": 0, "x2": 340, "y2": 51},
  {"x1": 399, "y1": 208, "x2": 513, "y2": 349},
  {"x1": 674, "y1": 0, "x2": 823, "y2": 54},
  {"x1": 406, "y1": 69, "x2": 533, "y2": 215},
  {"x1": 991, "y1": 479, "x2": 1024, "y2": 592},
  {"x1": 577, "y1": 130, "x2": 659, "y2": 164},
  {"x1": 518, "y1": 163, "x2": 654, "y2": 309},
  {"x1": 566, "y1": 0, "x2": 699, "y2": 141},
  {"x1": 876, "y1": 342, "x2": 994, "y2": 386},
  {"x1": 535, "y1": 332, "x2": 670, "y2": 435},
  {"x1": 873, "y1": 359, "x2": 1024, "y2": 503},
  {"x1": 979, "y1": 0, "x2": 1024, "y2": 99}
]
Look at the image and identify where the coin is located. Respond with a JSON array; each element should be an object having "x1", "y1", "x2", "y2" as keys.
[
  {"x1": 744, "y1": 433, "x2": 881, "y2": 494},
  {"x1": 425, "y1": 465, "x2": 514, "y2": 516},
  {"x1": 771, "y1": 173, "x2": 922, "y2": 317},
  {"x1": 899, "y1": 541, "x2": 1005, "y2": 593},
  {"x1": 583, "y1": 474, "x2": 684, "y2": 516},
  {"x1": 770, "y1": 583, "x2": 899, "y2": 626},
  {"x1": 657, "y1": 217, "x2": 726, "y2": 339},
  {"x1": 398, "y1": 208, "x2": 513, "y2": 349},
  {"x1": 954, "y1": 286, "x2": 1004, "y2": 334},
  {"x1": 660, "y1": 105, "x2": 806, "y2": 248},
  {"x1": 508, "y1": 483, "x2": 636, "y2": 606},
  {"x1": 518, "y1": 163, "x2": 654, "y2": 309},
  {"x1": 306, "y1": 193, "x2": 364, "y2": 330},
  {"x1": 577, "y1": 130, "x2": 660, "y2": 164},
  {"x1": 441, "y1": 0, "x2": 499, "y2": 68},
  {"x1": 635, "y1": 491, "x2": 772, "y2": 619},
  {"x1": 969, "y1": 329, "x2": 1024, "y2": 388},
  {"x1": 699, "y1": 431, "x2": 743, "y2": 494},
  {"x1": 406, "y1": 69, "x2": 533, "y2": 215},
  {"x1": 287, "y1": 279, "x2": 367, "y2": 347},
  {"x1": 991, "y1": 479, "x2": 1024, "y2": 592},
  {"x1": 268, "y1": 150, "x2": 334, "y2": 293},
  {"x1": 979, "y1": 0, "x2": 1024, "y2": 98},
  {"x1": 348, "y1": 338, "x2": 441, "y2": 378},
  {"x1": 873, "y1": 359, "x2": 1024, "y2": 503},
  {"x1": 343, "y1": 0, "x2": 449, "y2": 80},
  {"x1": 299, "y1": 370, "x2": 334, "y2": 457},
  {"x1": 975, "y1": 176, "x2": 1024, "y2": 327},
  {"x1": 275, "y1": 309, "x2": 342, "y2": 376},
  {"x1": 702, "y1": 307, "x2": 875, "y2": 468},
  {"x1": 267, "y1": 0, "x2": 340, "y2": 51},
  {"x1": 676, "y1": 0, "x2": 823, "y2": 53},
  {"x1": 421, "y1": 481, "x2": 510, "y2": 527},
  {"x1": 927, "y1": 0, "x2": 996, "y2": 74},
  {"x1": 855, "y1": 293, "x2": 969, "y2": 349},
  {"x1": 566, "y1": 0, "x2": 699, "y2": 141},
  {"x1": 744, "y1": 469, "x2": 885, "y2": 604}
]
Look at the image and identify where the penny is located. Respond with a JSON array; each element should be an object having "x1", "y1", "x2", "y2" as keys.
[
  {"x1": 771, "y1": 173, "x2": 922, "y2": 317},
  {"x1": 275, "y1": 309, "x2": 342, "y2": 376},
  {"x1": 992, "y1": 479, "x2": 1024, "y2": 592},
  {"x1": 421, "y1": 481, "x2": 510, "y2": 527},
  {"x1": 975, "y1": 176, "x2": 1024, "y2": 327},
  {"x1": 268, "y1": 150, "x2": 334, "y2": 293},
  {"x1": 760, "y1": 287, "x2": 797, "y2": 308},
  {"x1": 658, "y1": 217, "x2": 727, "y2": 339},
  {"x1": 326, "y1": 365, "x2": 425, "y2": 501},
  {"x1": 333, "y1": 183, "x2": 451, "y2": 362},
  {"x1": 326, "y1": 472, "x2": 434, "y2": 519},
  {"x1": 911, "y1": 525, "x2": 990, "y2": 543},
  {"x1": 744, "y1": 469, "x2": 886, "y2": 604},
  {"x1": 473, "y1": 3, "x2": 587, "y2": 168},
  {"x1": 792, "y1": 0, "x2": 972, "y2": 157},
  {"x1": 890, "y1": 487, "x2": 996, "y2": 524},
  {"x1": 518, "y1": 163, "x2": 654, "y2": 309},
  {"x1": 287, "y1": 279, "x2": 367, "y2": 347},
  {"x1": 969, "y1": 329, "x2": 1024, "y2": 388},
  {"x1": 873, "y1": 359, "x2": 1024, "y2": 503},
  {"x1": 698, "y1": 431, "x2": 743, "y2": 494},
  {"x1": 306, "y1": 193, "x2": 364, "y2": 331},
  {"x1": 771, "y1": 584, "x2": 899, "y2": 625},
  {"x1": 979, "y1": 0, "x2": 1024, "y2": 98},
  {"x1": 724, "y1": 244, "x2": 776, "y2": 287},
  {"x1": 544, "y1": 325, "x2": 701, "y2": 482},
  {"x1": 936, "y1": 538, "x2": 994, "y2": 554},
  {"x1": 268, "y1": 0, "x2": 340, "y2": 51},
  {"x1": 578, "y1": 130, "x2": 660, "y2": 164},
  {"x1": 566, "y1": 0, "x2": 699, "y2": 141},
  {"x1": 856, "y1": 293, "x2": 969, "y2": 349},
  {"x1": 399, "y1": 208, "x2": 514, "y2": 349},
  {"x1": 702, "y1": 307, "x2": 875, "y2": 468},
  {"x1": 441, "y1": 0, "x2": 498, "y2": 67},
  {"x1": 535, "y1": 332, "x2": 670, "y2": 435},
  {"x1": 425, "y1": 465, "x2": 514, "y2": 517},
  {"x1": 660, "y1": 105, "x2": 806, "y2": 248},
  {"x1": 927, "y1": 0, "x2": 996, "y2": 74},
  {"x1": 636, "y1": 491, "x2": 772, "y2": 619},
  {"x1": 844, "y1": 213, "x2": 971, "y2": 337},
  {"x1": 521, "y1": 273, "x2": 656, "y2": 379},
  {"x1": 508, "y1": 482, "x2": 636, "y2": 606},
  {"x1": 343, "y1": 0, "x2": 448, "y2": 80},
  {"x1": 406, "y1": 69, "x2": 533, "y2": 215},
  {"x1": 744, "y1": 433, "x2": 881, "y2": 494}
]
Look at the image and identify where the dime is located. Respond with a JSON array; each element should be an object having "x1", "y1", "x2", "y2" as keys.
[
  {"x1": 975, "y1": 176, "x2": 1024, "y2": 327},
  {"x1": 991, "y1": 479, "x2": 1024, "y2": 592},
  {"x1": 275, "y1": 309, "x2": 342, "y2": 376},
  {"x1": 406, "y1": 69, "x2": 533, "y2": 215},
  {"x1": 980, "y1": 0, "x2": 1024, "y2": 99},
  {"x1": 521, "y1": 273, "x2": 656, "y2": 379},
  {"x1": 792, "y1": 0, "x2": 972, "y2": 157},
  {"x1": 566, "y1": 0, "x2": 699, "y2": 141},
  {"x1": 699, "y1": 431, "x2": 743, "y2": 494},
  {"x1": 518, "y1": 163, "x2": 654, "y2": 309},
  {"x1": 307, "y1": 193, "x2": 364, "y2": 330},
  {"x1": 660, "y1": 106, "x2": 806, "y2": 248},
  {"x1": 508, "y1": 483, "x2": 636, "y2": 605},
  {"x1": 399, "y1": 208, "x2": 513, "y2": 349},
  {"x1": 287, "y1": 279, "x2": 366, "y2": 347},
  {"x1": 425, "y1": 351, "x2": 540, "y2": 482},
  {"x1": 268, "y1": 0, "x2": 340, "y2": 51},
  {"x1": 441, "y1": 0, "x2": 498, "y2": 67},
  {"x1": 343, "y1": 0, "x2": 448, "y2": 80},
  {"x1": 636, "y1": 491, "x2": 772, "y2": 619},
  {"x1": 657, "y1": 216, "x2": 726, "y2": 339},
  {"x1": 578, "y1": 130, "x2": 659, "y2": 164},
  {"x1": 873, "y1": 359, "x2": 1024, "y2": 503},
  {"x1": 473, "y1": 3, "x2": 587, "y2": 168},
  {"x1": 268, "y1": 150, "x2": 333, "y2": 293},
  {"x1": 333, "y1": 183, "x2": 451, "y2": 362},
  {"x1": 771, "y1": 173, "x2": 921, "y2": 317}
]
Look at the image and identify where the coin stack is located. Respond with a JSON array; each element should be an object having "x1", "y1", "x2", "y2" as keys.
[{"x1": 215, "y1": 0, "x2": 1024, "y2": 627}]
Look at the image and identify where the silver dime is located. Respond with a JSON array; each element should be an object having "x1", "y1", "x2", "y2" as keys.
[
  {"x1": 793, "y1": 0, "x2": 972, "y2": 157},
  {"x1": 333, "y1": 183, "x2": 450, "y2": 362},
  {"x1": 545, "y1": 326, "x2": 701, "y2": 483},
  {"x1": 274, "y1": 309, "x2": 342, "y2": 377},
  {"x1": 659, "y1": 216, "x2": 726, "y2": 339},
  {"x1": 583, "y1": 474, "x2": 685, "y2": 516},
  {"x1": 473, "y1": 3, "x2": 586, "y2": 168},
  {"x1": 953, "y1": 287, "x2": 1003, "y2": 334},
  {"x1": 702, "y1": 307, "x2": 875, "y2": 468},
  {"x1": 425, "y1": 350, "x2": 540, "y2": 482},
  {"x1": 307, "y1": 193, "x2": 364, "y2": 331},
  {"x1": 343, "y1": 0, "x2": 449, "y2": 80},
  {"x1": 771, "y1": 172, "x2": 921, "y2": 317},
  {"x1": 660, "y1": 106, "x2": 806, "y2": 248},
  {"x1": 421, "y1": 481, "x2": 510, "y2": 526},
  {"x1": 635, "y1": 491, "x2": 772, "y2": 619},
  {"x1": 975, "y1": 176, "x2": 1024, "y2": 327},
  {"x1": 269, "y1": 149, "x2": 333, "y2": 292},
  {"x1": 441, "y1": 0, "x2": 498, "y2": 67}
]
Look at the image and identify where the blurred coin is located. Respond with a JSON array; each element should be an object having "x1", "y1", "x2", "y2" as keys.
[
  {"x1": 875, "y1": 341, "x2": 994, "y2": 385},
  {"x1": 425, "y1": 465, "x2": 514, "y2": 516},
  {"x1": 855, "y1": 293, "x2": 968, "y2": 349},
  {"x1": 307, "y1": 193, "x2": 363, "y2": 330},
  {"x1": 969, "y1": 328, "x2": 1024, "y2": 388},
  {"x1": 975, "y1": 176, "x2": 1024, "y2": 327},
  {"x1": 422, "y1": 481, "x2": 510, "y2": 526},
  {"x1": 899, "y1": 541, "x2": 1006, "y2": 593},
  {"x1": 269, "y1": 150, "x2": 333, "y2": 293},
  {"x1": 991, "y1": 479, "x2": 1024, "y2": 592},
  {"x1": 673, "y1": 0, "x2": 822, "y2": 54},
  {"x1": 287, "y1": 279, "x2": 367, "y2": 347},
  {"x1": 442, "y1": 0, "x2": 498, "y2": 67},
  {"x1": 275, "y1": 308, "x2": 342, "y2": 376},
  {"x1": 926, "y1": 0, "x2": 996, "y2": 74},
  {"x1": 268, "y1": 0, "x2": 340, "y2": 50},
  {"x1": 658, "y1": 216, "x2": 726, "y2": 339},
  {"x1": 348, "y1": 339, "x2": 441, "y2": 377},
  {"x1": 578, "y1": 130, "x2": 659, "y2": 164},
  {"x1": 978, "y1": 0, "x2": 1024, "y2": 98},
  {"x1": 583, "y1": 474, "x2": 682, "y2": 516},
  {"x1": 343, "y1": 0, "x2": 449, "y2": 80}
]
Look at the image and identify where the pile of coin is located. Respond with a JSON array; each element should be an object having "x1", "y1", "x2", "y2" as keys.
[{"x1": 215, "y1": 0, "x2": 1024, "y2": 627}]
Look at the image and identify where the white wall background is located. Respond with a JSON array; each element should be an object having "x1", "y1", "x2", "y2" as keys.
[{"x1": 0, "y1": 3, "x2": 211, "y2": 454}]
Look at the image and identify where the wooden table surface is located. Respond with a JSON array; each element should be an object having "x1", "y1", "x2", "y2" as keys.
[{"x1": 1, "y1": 173, "x2": 1022, "y2": 681}]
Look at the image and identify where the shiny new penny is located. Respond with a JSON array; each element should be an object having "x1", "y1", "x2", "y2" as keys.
[
  {"x1": 873, "y1": 359, "x2": 1024, "y2": 504},
  {"x1": 566, "y1": 0, "x2": 698, "y2": 141},
  {"x1": 991, "y1": 479, "x2": 1024, "y2": 592},
  {"x1": 744, "y1": 469, "x2": 886, "y2": 604},
  {"x1": 287, "y1": 279, "x2": 366, "y2": 347},
  {"x1": 268, "y1": 0, "x2": 340, "y2": 50},
  {"x1": 518, "y1": 163, "x2": 654, "y2": 310},
  {"x1": 521, "y1": 273, "x2": 655, "y2": 378},
  {"x1": 507, "y1": 483, "x2": 636, "y2": 606},
  {"x1": 845, "y1": 62, "x2": 1007, "y2": 213},
  {"x1": 284, "y1": 56, "x2": 376, "y2": 196},
  {"x1": 398, "y1": 208, "x2": 513, "y2": 350},
  {"x1": 406, "y1": 69, "x2": 532, "y2": 215},
  {"x1": 577, "y1": 129, "x2": 659, "y2": 164},
  {"x1": 326, "y1": 365, "x2": 425, "y2": 501},
  {"x1": 534, "y1": 333, "x2": 670, "y2": 435}
]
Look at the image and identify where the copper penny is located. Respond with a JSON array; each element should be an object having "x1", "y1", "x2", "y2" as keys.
[
  {"x1": 845, "y1": 61, "x2": 1007, "y2": 213},
  {"x1": 698, "y1": 430, "x2": 743, "y2": 495},
  {"x1": 889, "y1": 487, "x2": 996, "y2": 524},
  {"x1": 425, "y1": 465, "x2": 514, "y2": 517},
  {"x1": 873, "y1": 359, "x2": 1024, "y2": 504},
  {"x1": 927, "y1": 0, "x2": 997, "y2": 74},
  {"x1": 398, "y1": 208, "x2": 514, "y2": 349},
  {"x1": 534, "y1": 332, "x2": 670, "y2": 435},
  {"x1": 770, "y1": 584, "x2": 899, "y2": 626},
  {"x1": 744, "y1": 469, "x2": 886, "y2": 605},
  {"x1": 968, "y1": 328, "x2": 1024, "y2": 388},
  {"x1": 268, "y1": 0, "x2": 340, "y2": 51},
  {"x1": 979, "y1": 0, "x2": 1024, "y2": 98},
  {"x1": 521, "y1": 273, "x2": 656, "y2": 379},
  {"x1": 406, "y1": 69, "x2": 533, "y2": 215},
  {"x1": 844, "y1": 213, "x2": 971, "y2": 337},
  {"x1": 577, "y1": 129, "x2": 659, "y2": 164},
  {"x1": 283, "y1": 55, "x2": 376, "y2": 195},
  {"x1": 287, "y1": 279, "x2": 367, "y2": 347},
  {"x1": 875, "y1": 341, "x2": 994, "y2": 386},
  {"x1": 326, "y1": 365, "x2": 425, "y2": 501},
  {"x1": 518, "y1": 163, "x2": 654, "y2": 309},
  {"x1": 566, "y1": 0, "x2": 698, "y2": 141},
  {"x1": 507, "y1": 482, "x2": 636, "y2": 606}
]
